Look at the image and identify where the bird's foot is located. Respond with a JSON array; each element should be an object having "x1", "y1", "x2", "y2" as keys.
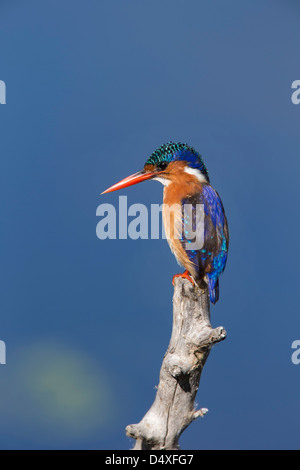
[{"x1": 172, "y1": 270, "x2": 195, "y2": 286}]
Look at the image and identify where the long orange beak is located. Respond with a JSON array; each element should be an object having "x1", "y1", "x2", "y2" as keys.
[{"x1": 101, "y1": 170, "x2": 157, "y2": 195}]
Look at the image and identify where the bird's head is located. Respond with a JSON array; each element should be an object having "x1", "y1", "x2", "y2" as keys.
[{"x1": 101, "y1": 142, "x2": 209, "y2": 194}]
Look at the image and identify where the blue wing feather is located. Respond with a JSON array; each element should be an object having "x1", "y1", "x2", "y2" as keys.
[{"x1": 181, "y1": 185, "x2": 229, "y2": 304}]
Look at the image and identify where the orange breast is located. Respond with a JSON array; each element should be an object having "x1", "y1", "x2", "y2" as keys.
[{"x1": 162, "y1": 162, "x2": 203, "y2": 277}]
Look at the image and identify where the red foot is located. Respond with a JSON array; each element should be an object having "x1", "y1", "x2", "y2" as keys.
[{"x1": 172, "y1": 270, "x2": 195, "y2": 286}]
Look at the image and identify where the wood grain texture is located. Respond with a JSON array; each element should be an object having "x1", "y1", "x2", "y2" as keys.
[{"x1": 126, "y1": 277, "x2": 226, "y2": 450}]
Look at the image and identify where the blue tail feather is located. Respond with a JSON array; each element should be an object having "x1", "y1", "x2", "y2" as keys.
[{"x1": 207, "y1": 277, "x2": 219, "y2": 304}]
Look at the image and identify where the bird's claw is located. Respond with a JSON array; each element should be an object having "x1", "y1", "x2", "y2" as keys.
[{"x1": 172, "y1": 270, "x2": 195, "y2": 286}]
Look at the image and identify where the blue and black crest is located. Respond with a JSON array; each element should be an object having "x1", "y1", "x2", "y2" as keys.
[{"x1": 145, "y1": 142, "x2": 210, "y2": 182}]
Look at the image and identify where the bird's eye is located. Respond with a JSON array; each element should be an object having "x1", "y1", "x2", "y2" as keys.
[{"x1": 157, "y1": 161, "x2": 168, "y2": 171}]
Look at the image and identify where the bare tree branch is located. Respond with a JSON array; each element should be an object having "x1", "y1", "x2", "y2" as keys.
[{"x1": 126, "y1": 277, "x2": 226, "y2": 450}]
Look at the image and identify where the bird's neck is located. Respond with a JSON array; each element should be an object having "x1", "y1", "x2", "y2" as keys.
[{"x1": 163, "y1": 175, "x2": 203, "y2": 207}]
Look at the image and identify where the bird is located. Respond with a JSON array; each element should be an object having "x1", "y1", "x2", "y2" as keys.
[{"x1": 101, "y1": 142, "x2": 229, "y2": 304}]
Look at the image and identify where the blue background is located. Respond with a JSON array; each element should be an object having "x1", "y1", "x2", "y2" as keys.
[{"x1": 0, "y1": 0, "x2": 299, "y2": 450}]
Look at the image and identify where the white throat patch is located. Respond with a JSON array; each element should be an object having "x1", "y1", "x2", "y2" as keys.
[{"x1": 153, "y1": 176, "x2": 170, "y2": 186}]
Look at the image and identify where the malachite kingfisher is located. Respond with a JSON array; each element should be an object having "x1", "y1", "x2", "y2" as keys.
[{"x1": 101, "y1": 142, "x2": 229, "y2": 304}]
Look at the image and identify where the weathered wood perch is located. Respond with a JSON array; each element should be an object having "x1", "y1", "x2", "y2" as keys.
[{"x1": 126, "y1": 277, "x2": 226, "y2": 450}]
